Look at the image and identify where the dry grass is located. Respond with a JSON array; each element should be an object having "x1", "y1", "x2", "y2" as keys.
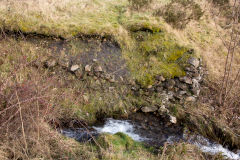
[{"x1": 0, "y1": 0, "x2": 239, "y2": 159}]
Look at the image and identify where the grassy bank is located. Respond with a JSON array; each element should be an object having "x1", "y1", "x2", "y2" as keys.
[{"x1": 0, "y1": 0, "x2": 240, "y2": 159}]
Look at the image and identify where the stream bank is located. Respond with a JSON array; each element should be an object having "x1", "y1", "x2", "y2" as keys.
[{"x1": 60, "y1": 113, "x2": 240, "y2": 160}]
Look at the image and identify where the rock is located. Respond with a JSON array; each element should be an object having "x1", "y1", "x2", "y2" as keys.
[
  {"x1": 85, "y1": 65, "x2": 91, "y2": 72},
  {"x1": 177, "y1": 83, "x2": 188, "y2": 90},
  {"x1": 71, "y1": 65, "x2": 80, "y2": 72},
  {"x1": 105, "y1": 74, "x2": 111, "y2": 80},
  {"x1": 188, "y1": 57, "x2": 200, "y2": 68},
  {"x1": 156, "y1": 75, "x2": 165, "y2": 82},
  {"x1": 93, "y1": 59, "x2": 98, "y2": 62},
  {"x1": 158, "y1": 105, "x2": 169, "y2": 115},
  {"x1": 95, "y1": 66, "x2": 103, "y2": 72},
  {"x1": 83, "y1": 95, "x2": 89, "y2": 102},
  {"x1": 156, "y1": 86, "x2": 163, "y2": 92},
  {"x1": 179, "y1": 76, "x2": 192, "y2": 84},
  {"x1": 119, "y1": 76, "x2": 124, "y2": 81},
  {"x1": 192, "y1": 87, "x2": 200, "y2": 96},
  {"x1": 109, "y1": 87, "x2": 115, "y2": 91},
  {"x1": 75, "y1": 70, "x2": 82, "y2": 78},
  {"x1": 46, "y1": 59, "x2": 57, "y2": 68},
  {"x1": 169, "y1": 115, "x2": 177, "y2": 124},
  {"x1": 192, "y1": 79, "x2": 200, "y2": 89},
  {"x1": 147, "y1": 85, "x2": 153, "y2": 89},
  {"x1": 109, "y1": 76, "x2": 116, "y2": 83},
  {"x1": 141, "y1": 106, "x2": 158, "y2": 113},
  {"x1": 179, "y1": 91, "x2": 187, "y2": 95},
  {"x1": 58, "y1": 59, "x2": 70, "y2": 68},
  {"x1": 166, "y1": 79, "x2": 175, "y2": 89},
  {"x1": 185, "y1": 96, "x2": 196, "y2": 102}
]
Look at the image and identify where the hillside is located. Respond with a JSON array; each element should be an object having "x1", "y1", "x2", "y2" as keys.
[{"x1": 0, "y1": 0, "x2": 239, "y2": 159}]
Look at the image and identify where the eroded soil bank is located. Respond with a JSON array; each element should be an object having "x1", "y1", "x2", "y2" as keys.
[{"x1": 1, "y1": 32, "x2": 240, "y2": 159}]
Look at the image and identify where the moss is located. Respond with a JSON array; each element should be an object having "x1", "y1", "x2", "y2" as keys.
[{"x1": 123, "y1": 30, "x2": 190, "y2": 87}]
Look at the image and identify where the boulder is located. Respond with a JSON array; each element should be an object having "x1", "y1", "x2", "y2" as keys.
[{"x1": 141, "y1": 106, "x2": 158, "y2": 113}]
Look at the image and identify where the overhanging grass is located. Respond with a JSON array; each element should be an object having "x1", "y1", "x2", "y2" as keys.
[{"x1": 0, "y1": 0, "x2": 193, "y2": 87}]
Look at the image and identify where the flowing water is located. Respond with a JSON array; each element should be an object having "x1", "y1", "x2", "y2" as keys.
[{"x1": 61, "y1": 117, "x2": 240, "y2": 160}]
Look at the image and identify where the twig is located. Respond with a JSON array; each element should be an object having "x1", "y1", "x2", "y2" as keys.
[{"x1": 16, "y1": 91, "x2": 28, "y2": 157}]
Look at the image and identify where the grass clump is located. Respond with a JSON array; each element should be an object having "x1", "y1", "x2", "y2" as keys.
[
  {"x1": 128, "y1": 0, "x2": 153, "y2": 10},
  {"x1": 155, "y1": 0, "x2": 204, "y2": 29},
  {"x1": 96, "y1": 132, "x2": 159, "y2": 160}
]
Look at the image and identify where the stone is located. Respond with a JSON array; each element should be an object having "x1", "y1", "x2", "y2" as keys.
[
  {"x1": 147, "y1": 85, "x2": 153, "y2": 89},
  {"x1": 119, "y1": 76, "x2": 124, "y2": 81},
  {"x1": 105, "y1": 74, "x2": 111, "y2": 80},
  {"x1": 95, "y1": 66, "x2": 103, "y2": 72},
  {"x1": 93, "y1": 59, "x2": 98, "y2": 62},
  {"x1": 179, "y1": 91, "x2": 187, "y2": 95},
  {"x1": 71, "y1": 65, "x2": 80, "y2": 72},
  {"x1": 46, "y1": 59, "x2": 57, "y2": 68},
  {"x1": 169, "y1": 115, "x2": 177, "y2": 124},
  {"x1": 158, "y1": 105, "x2": 169, "y2": 115},
  {"x1": 109, "y1": 76, "x2": 116, "y2": 83},
  {"x1": 166, "y1": 79, "x2": 175, "y2": 89},
  {"x1": 185, "y1": 96, "x2": 196, "y2": 102},
  {"x1": 58, "y1": 59, "x2": 70, "y2": 68},
  {"x1": 156, "y1": 75, "x2": 165, "y2": 82},
  {"x1": 179, "y1": 76, "x2": 192, "y2": 84},
  {"x1": 141, "y1": 106, "x2": 158, "y2": 113},
  {"x1": 83, "y1": 95, "x2": 89, "y2": 102},
  {"x1": 192, "y1": 79, "x2": 200, "y2": 89},
  {"x1": 109, "y1": 87, "x2": 115, "y2": 91},
  {"x1": 192, "y1": 87, "x2": 200, "y2": 96},
  {"x1": 156, "y1": 86, "x2": 163, "y2": 92},
  {"x1": 85, "y1": 65, "x2": 91, "y2": 72},
  {"x1": 75, "y1": 70, "x2": 82, "y2": 78},
  {"x1": 188, "y1": 57, "x2": 200, "y2": 68}
]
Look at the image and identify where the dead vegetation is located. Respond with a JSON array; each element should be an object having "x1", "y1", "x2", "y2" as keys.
[{"x1": 0, "y1": 0, "x2": 239, "y2": 159}]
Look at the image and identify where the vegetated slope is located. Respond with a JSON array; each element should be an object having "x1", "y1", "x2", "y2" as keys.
[{"x1": 0, "y1": 0, "x2": 239, "y2": 159}]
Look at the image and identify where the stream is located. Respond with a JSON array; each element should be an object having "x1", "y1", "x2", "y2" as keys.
[{"x1": 60, "y1": 113, "x2": 240, "y2": 160}]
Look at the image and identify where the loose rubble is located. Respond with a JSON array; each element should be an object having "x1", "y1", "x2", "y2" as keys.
[{"x1": 133, "y1": 57, "x2": 204, "y2": 124}]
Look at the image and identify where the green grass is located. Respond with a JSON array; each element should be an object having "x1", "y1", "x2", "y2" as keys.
[{"x1": 0, "y1": 0, "x2": 195, "y2": 88}]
